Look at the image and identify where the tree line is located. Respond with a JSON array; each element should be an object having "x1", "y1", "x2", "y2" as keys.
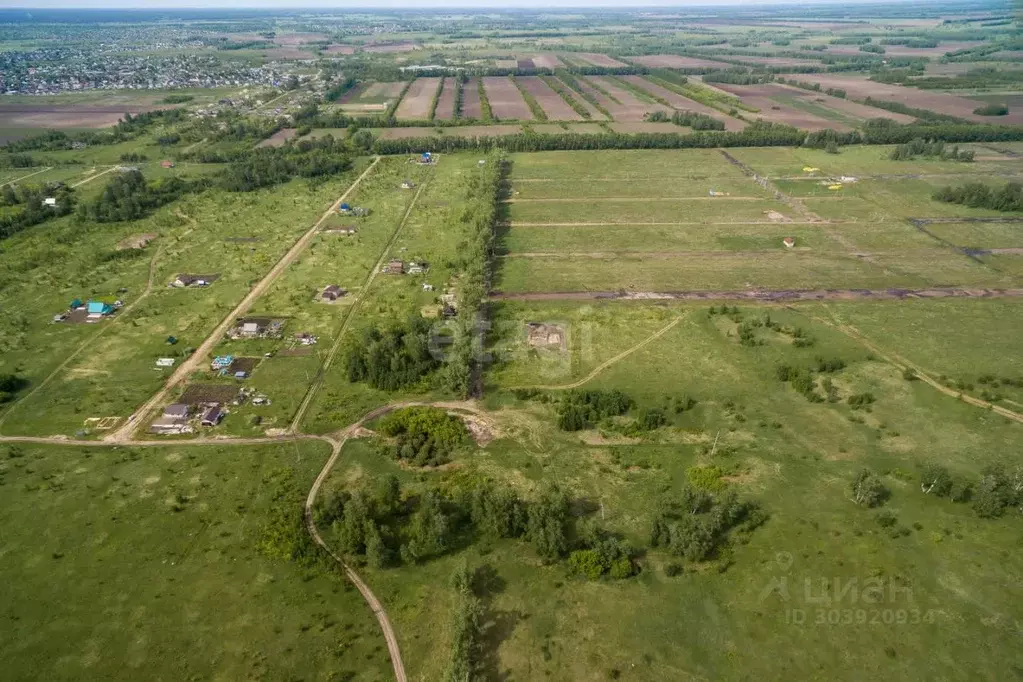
[
  {"x1": 933, "y1": 181, "x2": 1023, "y2": 212},
  {"x1": 443, "y1": 153, "x2": 507, "y2": 398},
  {"x1": 78, "y1": 169, "x2": 201, "y2": 223}
]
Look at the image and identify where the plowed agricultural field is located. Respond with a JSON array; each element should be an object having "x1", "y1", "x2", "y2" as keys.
[
  {"x1": 395, "y1": 77, "x2": 441, "y2": 120},
  {"x1": 573, "y1": 52, "x2": 629, "y2": 67},
  {"x1": 434, "y1": 77, "x2": 456, "y2": 120},
  {"x1": 517, "y1": 76, "x2": 583, "y2": 121},
  {"x1": 714, "y1": 83, "x2": 853, "y2": 131},
  {"x1": 626, "y1": 54, "x2": 733, "y2": 69},
  {"x1": 483, "y1": 77, "x2": 534, "y2": 120},
  {"x1": 462, "y1": 79, "x2": 484, "y2": 119},
  {"x1": 586, "y1": 76, "x2": 659, "y2": 121},
  {"x1": 775, "y1": 73, "x2": 1023, "y2": 125},
  {"x1": 620, "y1": 76, "x2": 746, "y2": 131}
]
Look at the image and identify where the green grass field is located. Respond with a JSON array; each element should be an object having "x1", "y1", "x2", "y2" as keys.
[
  {"x1": 0, "y1": 439, "x2": 391, "y2": 681},
  {"x1": 306, "y1": 296, "x2": 1023, "y2": 680}
]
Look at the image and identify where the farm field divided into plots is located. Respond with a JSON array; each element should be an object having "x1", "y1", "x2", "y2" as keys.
[
  {"x1": 494, "y1": 147, "x2": 1023, "y2": 296},
  {"x1": 482, "y1": 76, "x2": 534, "y2": 120},
  {"x1": 394, "y1": 77, "x2": 442, "y2": 120}
]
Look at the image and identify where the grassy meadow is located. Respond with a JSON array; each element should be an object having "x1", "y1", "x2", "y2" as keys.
[
  {"x1": 0, "y1": 439, "x2": 391, "y2": 681},
  {"x1": 310, "y1": 296, "x2": 1023, "y2": 680}
]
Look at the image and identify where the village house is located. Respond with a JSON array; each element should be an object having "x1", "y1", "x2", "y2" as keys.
[
  {"x1": 407, "y1": 261, "x2": 428, "y2": 275},
  {"x1": 171, "y1": 274, "x2": 212, "y2": 288},
  {"x1": 321, "y1": 285, "x2": 346, "y2": 302},
  {"x1": 86, "y1": 301, "x2": 114, "y2": 318},
  {"x1": 384, "y1": 259, "x2": 404, "y2": 275},
  {"x1": 155, "y1": 358, "x2": 175, "y2": 368}
]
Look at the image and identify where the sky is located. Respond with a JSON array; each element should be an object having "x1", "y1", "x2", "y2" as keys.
[{"x1": 0, "y1": 0, "x2": 888, "y2": 7}]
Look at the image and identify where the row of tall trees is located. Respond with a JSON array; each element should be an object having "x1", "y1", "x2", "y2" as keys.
[
  {"x1": 443, "y1": 153, "x2": 507, "y2": 397},
  {"x1": 933, "y1": 181, "x2": 1023, "y2": 212}
]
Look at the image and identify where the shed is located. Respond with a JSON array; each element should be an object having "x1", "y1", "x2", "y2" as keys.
[
  {"x1": 161, "y1": 160, "x2": 176, "y2": 168},
  {"x1": 200, "y1": 405, "x2": 224, "y2": 426},
  {"x1": 43, "y1": 197, "x2": 57, "y2": 207},
  {"x1": 321, "y1": 284, "x2": 345, "y2": 302},
  {"x1": 401, "y1": 180, "x2": 415, "y2": 189},
  {"x1": 86, "y1": 301, "x2": 113, "y2": 316},
  {"x1": 384, "y1": 259, "x2": 404, "y2": 275},
  {"x1": 155, "y1": 358, "x2": 175, "y2": 368},
  {"x1": 783, "y1": 237, "x2": 796, "y2": 248},
  {"x1": 164, "y1": 403, "x2": 190, "y2": 419}
]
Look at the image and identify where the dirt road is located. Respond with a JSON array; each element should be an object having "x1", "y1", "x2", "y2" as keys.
[
  {"x1": 106, "y1": 157, "x2": 381, "y2": 442},
  {"x1": 489, "y1": 287, "x2": 1023, "y2": 303}
]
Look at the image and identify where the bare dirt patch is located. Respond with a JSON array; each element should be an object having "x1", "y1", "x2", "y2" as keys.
[
  {"x1": 179, "y1": 384, "x2": 240, "y2": 406},
  {"x1": 775, "y1": 86, "x2": 916, "y2": 125},
  {"x1": 0, "y1": 104, "x2": 164, "y2": 129},
  {"x1": 274, "y1": 32, "x2": 329, "y2": 46},
  {"x1": 579, "y1": 76, "x2": 651, "y2": 122},
  {"x1": 395, "y1": 77, "x2": 442, "y2": 120},
  {"x1": 363, "y1": 41, "x2": 420, "y2": 53},
  {"x1": 256, "y1": 128, "x2": 299, "y2": 148},
  {"x1": 517, "y1": 76, "x2": 583, "y2": 121},
  {"x1": 117, "y1": 233, "x2": 158, "y2": 250},
  {"x1": 460, "y1": 413, "x2": 497, "y2": 446},
  {"x1": 324, "y1": 44, "x2": 356, "y2": 55},
  {"x1": 482, "y1": 77, "x2": 534, "y2": 120},
  {"x1": 532, "y1": 53, "x2": 565, "y2": 69}
]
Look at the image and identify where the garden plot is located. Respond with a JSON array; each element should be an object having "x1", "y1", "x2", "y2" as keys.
[
  {"x1": 510, "y1": 149, "x2": 758, "y2": 182},
  {"x1": 620, "y1": 76, "x2": 746, "y2": 131},
  {"x1": 395, "y1": 77, "x2": 442, "y2": 120},
  {"x1": 482, "y1": 77, "x2": 534, "y2": 120},
  {"x1": 772, "y1": 85, "x2": 917, "y2": 125},
  {"x1": 517, "y1": 76, "x2": 584, "y2": 121},
  {"x1": 532, "y1": 53, "x2": 565, "y2": 68}
]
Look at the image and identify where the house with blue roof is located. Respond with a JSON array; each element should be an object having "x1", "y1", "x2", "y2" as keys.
[{"x1": 86, "y1": 301, "x2": 114, "y2": 318}]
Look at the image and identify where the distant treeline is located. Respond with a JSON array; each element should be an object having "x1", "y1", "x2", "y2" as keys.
[
  {"x1": 933, "y1": 182, "x2": 1023, "y2": 212},
  {"x1": 1, "y1": 109, "x2": 188, "y2": 153},
  {"x1": 0, "y1": 182, "x2": 75, "y2": 241}
]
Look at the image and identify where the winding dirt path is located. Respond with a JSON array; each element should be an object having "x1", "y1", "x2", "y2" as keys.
[
  {"x1": 799, "y1": 306, "x2": 1023, "y2": 424},
  {"x1": 106, "y1": 157, "x2": 382, "y2": 443},
  {"x1": 512, "y1": 316, "x2": 683, "y2": 390}
]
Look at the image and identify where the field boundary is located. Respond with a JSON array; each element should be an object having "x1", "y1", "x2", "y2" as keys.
[{"x1": 489, "y1": 287, "x2": 1023, "y2": 302}]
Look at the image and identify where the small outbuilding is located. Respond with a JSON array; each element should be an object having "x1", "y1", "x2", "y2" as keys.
[
  {"x1": 164, "y1": 403, "x2": 190, "y2": 420},
  {"x1": 783, "y1": 237, "x2": 796, "y2": 248},
  {"x1": 161, "y1": 160, "x2": 176, "y2": 168},
  {"x1": 200, "y1": 405, "x2": 224, "y2": 426},
  {"x1": 384, "y1": 259, "x2": 404, "y2": 275},
  {"x1": 401, "y1": 180, "x2": 415, "y2": 190},
  {"x1": 86, "y1": 301, "x2": 114, "y2": 318},
  {"x1": 321, "y1": 284, "x2": 346, "y2": 302}
]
